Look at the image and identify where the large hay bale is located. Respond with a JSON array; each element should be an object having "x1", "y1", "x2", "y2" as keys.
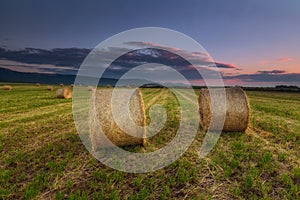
[
  {"x1": 3, "y1": 85, "x2": 12, "y2": 90},
  {"x1": 36, "y1": 83, "x2": 41, "y2": 87},
  {"x1": 46, "y1": 85, "x2": 54, "y2": 91},
  {"x1": 56, "y1": 87, "x2": 72, "y2": 99},
  {"x1": 199, "y1": 87, "x2": 250, "y2": 132},
  {"x1": 59, "y1": 83, "x2": 64, "y2": 87},
  {"x1": 90, "y1": 88, "x2": 146, "y2": 150}
]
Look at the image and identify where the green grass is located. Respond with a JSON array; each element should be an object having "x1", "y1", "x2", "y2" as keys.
[{"x1": 0, "y1": 85, "x2": 299, "y2": 199}]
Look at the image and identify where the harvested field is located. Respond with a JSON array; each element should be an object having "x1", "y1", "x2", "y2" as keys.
[{"x1": 0, "y1": 85, "x2": 299, "y2": 199}]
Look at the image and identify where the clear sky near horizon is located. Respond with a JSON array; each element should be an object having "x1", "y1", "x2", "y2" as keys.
[{"x1": 0, "y1": 0, "x2": 299, "y2": 86}]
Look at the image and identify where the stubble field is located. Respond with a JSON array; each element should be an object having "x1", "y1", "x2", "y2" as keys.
[{"x1": 0, "y1": 84, "x2": 299, "y2": 199}]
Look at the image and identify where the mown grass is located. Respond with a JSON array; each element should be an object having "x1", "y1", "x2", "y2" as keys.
[{"x1": 0, "y1": 85, "x2": 299, "y2": 199}]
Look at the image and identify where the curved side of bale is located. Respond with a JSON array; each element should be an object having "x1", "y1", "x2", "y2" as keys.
[
  {"x1": 56, "y1": 87, "x2": 72, "y2": 99},
  {"x1": 46, "y1": 86, "x2": 54, "y2": 91},
  {"x1": 3, "y1": 85, "x2": 12, "y2": 90},
  {"x1": 90, "y1": 88, "x2": 146, "y2": 150},
  {"x1": 198, "y1": 89, "x2": 211, "y2": 130},
  {"x1": 199, "y1": 87, "x2": 250, "y2": 132}
]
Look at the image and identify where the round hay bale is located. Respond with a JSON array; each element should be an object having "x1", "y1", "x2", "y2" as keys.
[
  {"x1": 88, "y1": 86, "x2": 93, "y2": 91},
  {"x1": 199, "y1": 87, "x2": 250, "y2": 132},
  {"x1": 56, "y1": 87, "x2": 72, "y2": 99},
  {"x1": 3, "y1": 85, "x2": 12, "y2": 90},
  {"x1": 71, "y1": 84, "x2": 74, "y2": 88},
  {"x1": 36, "y1": 83, "x2": 41, "y2": 87},
  {"x1": 46, "y1": 85, "x2": 54, "y2": 91},
  {"x1": 90, "y1": 88, "x2": 146, "y2": 150},
  {"x1": 59, "y1": 83, "x2": 64, "y2": 87}
]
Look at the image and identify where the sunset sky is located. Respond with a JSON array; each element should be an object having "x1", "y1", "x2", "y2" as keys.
[{"x1": 0, "y1": 0, "x2": 299, "y2": 86}]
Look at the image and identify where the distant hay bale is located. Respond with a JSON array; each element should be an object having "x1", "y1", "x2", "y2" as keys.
[
  {"x1": 46, "y1": 85, "x2": 54, "y2": 91},
  {"x1": 71, "y1": 84, "x2": 74, "y2": 88},
  {"x1": 90, "y1": 88, "x2": 146, "y2": 150},
  {"x1": 36, "y1": 83, "x2": 41, "y2": 87},
  {"x1": 3, "y1": 85, "x2": 12, "y2": 90},
  {"x1": 88, "y1": 86, "x2": 93, "y2": 91},
  {"x1": 199, "y1": 87, "x2": 250, "y2": 132},
  {"x1": 56, "y1": 87, "x2": 72, "y2": 99},
  {"x1": 59, "y1": 84, "x2": 64, "y2": 87}
]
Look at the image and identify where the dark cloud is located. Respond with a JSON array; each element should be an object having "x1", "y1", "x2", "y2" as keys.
[
  {"x1": 113, "y1": 48, "x2": 192, "y2": 68},
  {"x1": 213, "y1": 62, "x2": 236, "y2": 69},
  {"x1": 257, "y1": 70, "x2": 286, "y2": 74},
  {"x1": 125, "y1": 41, "x2": 238, "y2": 69},
  {"x1": 0, "y1": 47, "x2": 91, "y2": 67},
  {"x1": 2, "y1": 45, "x2": 297, "y2": 85},
  {"x1": 0, "y1": 60, "x2": 78, "y2": 75},
  {"x1": 0, "y1": 43, "x2": 239, "y2": 76},
  {"x1": 125, "y1": 41, "x2": 209, "y2": 59},
  {"x1": 223, "y1": 73, "x2": 300, "y2": 83},
  {"x1": 102, "y1": 48, "x2": 203, "y2": 80}
]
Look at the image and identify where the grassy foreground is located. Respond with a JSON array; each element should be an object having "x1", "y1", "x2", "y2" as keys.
[{"x1": 0, "y1": 84, "x2": 299, "y2": 199}]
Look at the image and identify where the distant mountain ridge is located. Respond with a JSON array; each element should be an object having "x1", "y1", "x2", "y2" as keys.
[
  {"x1": 0, "y1": 67, "x2": 122, "y2": 86},
  {"x1": 0, "y1": 67, "x2": 151, "y2": 86},
  {"x1": 0, "y1": 68, "x2": 76, "y2": 84}
]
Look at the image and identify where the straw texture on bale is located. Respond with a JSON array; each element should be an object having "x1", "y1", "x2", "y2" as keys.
[
  {"x1": 46, "y1": 85, "x2": 54, "y2": 91},
  {"x1": 3, "y1": 85, "x2": 12, "y2": 90},
  {"x1": 90, "y1": 88, "x2": 146, "y2": 150},
  {"x1": 199, "y1": 87, "x2": 250, "y2": 132},
  {"x1": 56, "y1": 87, "x2": 72, "y2": 99}
]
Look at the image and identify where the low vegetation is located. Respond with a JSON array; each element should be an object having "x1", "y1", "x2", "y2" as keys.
[{"x1": 0, "y1": 84, "x2": 299, "y2": 199}]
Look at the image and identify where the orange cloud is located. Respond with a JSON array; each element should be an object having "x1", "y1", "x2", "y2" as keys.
[{"x1": 276, "y1": 57, "x2": 293, "y2": 62}]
